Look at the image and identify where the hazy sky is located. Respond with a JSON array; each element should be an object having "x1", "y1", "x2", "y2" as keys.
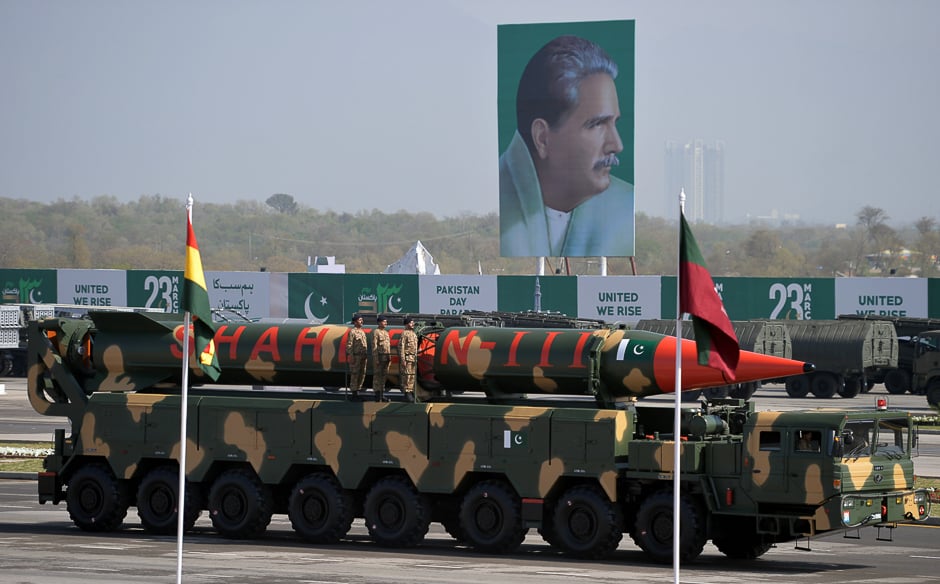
[{"x1": 2, "y1": 0, "x2": 937, "y2": 226}]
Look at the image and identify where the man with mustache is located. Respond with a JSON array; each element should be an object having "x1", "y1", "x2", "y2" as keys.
[{"x1": 500, "y1": 35, "x2": 635, "y2": 257}]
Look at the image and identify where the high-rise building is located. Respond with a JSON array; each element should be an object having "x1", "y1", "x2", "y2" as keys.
[{"x1": 663, "y1": 139, "x2": 725, "y2": 224}]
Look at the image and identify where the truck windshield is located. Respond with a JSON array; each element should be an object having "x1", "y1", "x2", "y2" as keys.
[
  {"x1": 874, "y1": 417, "x2": 910, "y2": 457},
  {"x1": 841, "y1": 419, "x2": 909, "y2": 458}
]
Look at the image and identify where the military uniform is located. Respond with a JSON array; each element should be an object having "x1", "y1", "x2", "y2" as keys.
[
  {"x1": 346, "y1": 315, "x2": 368, "y2": 400},
  {"x1": 371, "y1": 317, "x2": 391, "y2": 401},
  {"x1": 398, "y1": 319, "x2": 418, "y2": 402}
]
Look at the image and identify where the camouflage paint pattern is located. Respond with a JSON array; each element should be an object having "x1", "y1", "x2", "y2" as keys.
[{"x1": 25, "y1": 315, "x2": 932, "y2": 562}]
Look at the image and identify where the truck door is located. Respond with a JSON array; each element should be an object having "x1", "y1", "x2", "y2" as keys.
[{"x1": 743, "y1": 425, "x2": 789, "y2": 501}]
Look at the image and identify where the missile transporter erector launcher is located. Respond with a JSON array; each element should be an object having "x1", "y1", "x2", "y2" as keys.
[{"x1": 26, "y1": 312, "x2": 931, "y2": 563}]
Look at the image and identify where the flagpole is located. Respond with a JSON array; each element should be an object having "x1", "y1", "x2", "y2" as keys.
[
  {"x1": 177, "y1": 196, "x2": 194, "y2": 584},
  {"x1": 673, "y1": 189, "x2": 686, "y2": 584}
]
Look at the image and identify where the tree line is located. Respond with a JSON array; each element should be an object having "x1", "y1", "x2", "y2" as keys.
[{"x1": 0, "y1": 194, "x2": 937, "y2": 278}]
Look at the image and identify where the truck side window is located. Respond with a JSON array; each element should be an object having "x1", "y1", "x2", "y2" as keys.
[
  {"x1": 796, "y1": 430, "x2": 820, "y2": 452},
  {"x1": 759, "y1": 431, "x2": 781, "y2": 451}
]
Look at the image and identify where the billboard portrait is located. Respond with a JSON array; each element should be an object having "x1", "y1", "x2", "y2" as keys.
[{"x1": 498, "y1": 20, "x2": 635, "y2": 258}]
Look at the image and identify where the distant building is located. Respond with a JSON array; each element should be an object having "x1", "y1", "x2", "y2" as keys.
[
  {"x1": 307, "y1": 256, "x2": 345, "y2": 273},
  {"x1": 664, "y1": 139, "x2": 725, "y2": 224}
]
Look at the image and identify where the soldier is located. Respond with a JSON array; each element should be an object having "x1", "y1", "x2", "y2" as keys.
[
  {"x1": 345, "y1": 313, "x2": 368, "y2": 401},
  {"x1": 398, "y1": 316, "x2": 418, "y2": 402},
  {"x1": 371, "y1": 315, "x2": 391, "y2": 402}
]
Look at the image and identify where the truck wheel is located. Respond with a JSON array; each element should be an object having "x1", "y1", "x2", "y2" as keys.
[
  {"x1": 288, "y1": 472, "x2": 353, "y2": 544},
  {"x1": 884, "y1": 369, "x2": 911, "y2": 395},
  {"x1": 207, "y1": 468, "x2": 272, "y2": 539},
  {"x1": 364, "y1": 475, "x2": 431, "y2": 548},
  {"x1": 702, "y1": 386, "x2": 729, "y2": 400},
  {"x1": 0, "y1": 352, "x2": 13, "y2": 376},
  {"x1": 66, "y1": 462, "x2": 129, "y2": 532},
  {"x1": 458, "y1": 480, "x2": 527, "y2": 554},
  {"x1": 713, "y1": 517, "x2": 772, "y2": 559},
  {"x1": 137, "y1": 466, "x2": 202, "y2": 535},
  {"x1": 927, "y1": 381, "x2": 940, "y2": 410},
  {"x1": 785, "y1": 376, "x2": 810, "y2": 398},
  {"x1": 838, "y1": 377, "x2": 862, "y2": 399},
  {"x1": 632, "y1": 491, "x2": 706, "y2": 564},
  {"x1": 550, "y1": 484, "x2": 623, "y2": 559},
  {"x1": 810, "y1": 373, "x2": 839, "y2": 398},
  {"x1": 680, "y1": 389, "x2": 703, "y2": 402},
  {"x1": 729, "y1": 382, "x2": 757, "y2": 400}
]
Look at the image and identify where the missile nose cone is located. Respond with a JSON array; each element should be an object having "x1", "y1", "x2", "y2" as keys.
[
  {"x1": 649, "y1": 336, "x2": 813, "y2": 393},
  {"x1": 803, "y1": 362, "x2": 816, "y2": 373}
]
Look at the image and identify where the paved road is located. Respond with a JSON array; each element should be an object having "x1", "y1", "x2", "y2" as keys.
[{"x1": 1, "y1": 479, "x2": 939, "y2": 584}]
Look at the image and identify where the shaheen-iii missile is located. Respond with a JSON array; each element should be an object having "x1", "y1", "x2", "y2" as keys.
[
  {"x1": 31, "y1": 311, "x2": 811, "y2": 404},
  {"x1": 429, "y1": 327, "x2": 811, "y2": 400}
]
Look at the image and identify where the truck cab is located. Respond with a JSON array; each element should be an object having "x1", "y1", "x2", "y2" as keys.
[
  {"x1": 911, "y1": 330, "x2": 940, "y2": 409},
  {"x1": 742, "y1": 409, "x2": 929, "y2": 531}
]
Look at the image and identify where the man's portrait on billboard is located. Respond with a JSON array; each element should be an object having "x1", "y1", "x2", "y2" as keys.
[{"x1": 498, "y1": 21, "x2": 635, "y2": 258}]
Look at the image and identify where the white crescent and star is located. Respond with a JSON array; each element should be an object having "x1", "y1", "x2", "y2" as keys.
[{"x1": 304, "y1": 292, "x2": 329, "y2": 325}]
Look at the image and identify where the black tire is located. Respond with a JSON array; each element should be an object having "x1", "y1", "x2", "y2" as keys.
[
  {"x1": 632, "y1": 491, "x2": 706, "y2": 564},
  {"x1": 810, "y1": 373, "x2": 839, "y2": 399},
  {"x1": 702, "y1": 386, "x2": 729, "y2": 400},
  {"x1": 729, "y1": 382, "x2": 757, "y2": 400},
  {"x1": 713, "y1": 517, "x2": 773, "y2": 559},
  {"x1": 207, "y1": 468, "x2": 273, "y2": 539},
  {"x1": 458, "y1": 480, "x2": 527, "y2": 554},
  {"x1": 363, "y1": 475, "x2": 431, "y2": 547},
  {"x1": 680, "y1": 389, "x2": 703, "y2": 402},
  {"x1": 884, "y1": 369, "x2": 911, "y2": 395},
  {"x1": 288, "y1": 472, "x2": 354, "y2": 544},
  {"x1": 927, "y1": 380, "x2": 940, "y2": 409},
  {"x1": 0, "y1": 352, "x2": 14, "y2": 376},
  {"x1": 66, "y1": 462, "x2": 129, "y2": 532},
  {"x1": 136, "y1": 466, "x2": 202, "y2": 535},
  {"x1": 550, "y1": 485, "x2": 623, "y2": 559},
  {"x1": 785, "y1": 375, "x2": 810, "y2": 398},
  {"x1": 838, "y1": 377, "x2": 862, "y2": 399}
]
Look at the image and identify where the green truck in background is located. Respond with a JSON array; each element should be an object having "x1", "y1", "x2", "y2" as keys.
[{"x1": 25, "y1": 312, "x2": 931, "y2": 564}]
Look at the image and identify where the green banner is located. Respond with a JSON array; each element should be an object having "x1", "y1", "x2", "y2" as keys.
[
  {"x1": 497, "y1": 275, "x2": 577, "y2": 315},
  {"x1": 287, "y1": 273, "x2": 346, "y2": 323},
  {"x1": 662, "y1": 276, "x2": 836, "y2": 320},
  {"x1": 0, "y1": 269, "x2": 58, "y2": 304},
  {"x1": 344, "y1": 274, "x2": 418, "y2": 319},
  {"x1": 126, "y1": 270, "x2": 182, "y2": 312}
]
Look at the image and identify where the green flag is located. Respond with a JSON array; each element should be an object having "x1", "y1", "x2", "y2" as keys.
[{"x1": 679, "y1": 212, "x2": 739, "y2": 382}]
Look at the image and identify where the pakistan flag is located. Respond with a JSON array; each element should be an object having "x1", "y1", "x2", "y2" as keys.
[{"x1": 288, "y1": 274, "x2": 345, "y2": 324}]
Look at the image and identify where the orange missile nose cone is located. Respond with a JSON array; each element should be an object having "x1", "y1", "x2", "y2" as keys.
[{"x1": 652, "y1": 336, "x2": 813, "y2": 392}]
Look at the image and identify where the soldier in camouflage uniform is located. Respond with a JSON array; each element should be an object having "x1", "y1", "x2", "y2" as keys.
[
  {"x1": 345, "y1": 313, "x2": 368, "y2": 401},
  {"x1": 398, "y1": 316, "x2": 418, "y2": 402},
  {"x1": 371, "y1": 315, "x2": 391, "y2": 402}
]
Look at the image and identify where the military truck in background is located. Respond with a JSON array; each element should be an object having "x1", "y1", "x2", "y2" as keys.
[
  {"x1": 776, "y1": 319, "x2": 898, "y2": 399},
  {"x1": 23, "y1": 311, "x2": 931, "y2": 564},
  {"x1": 634, "y1": 319, "x2": 791, "y2": 401},
  {"x1": 838, "y1": 314, "x2": 940, "y2": 396}
]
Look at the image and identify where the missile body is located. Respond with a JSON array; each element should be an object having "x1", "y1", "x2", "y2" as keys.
[
  {"x1": 430, "y1": 327, "x2": 811, "y2": 401},
  {"x1": 39, "y1": 312, "x2": 811, "y2": 403}
]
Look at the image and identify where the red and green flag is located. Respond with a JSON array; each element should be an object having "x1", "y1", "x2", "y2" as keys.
[
  {"x1": 183, "y1": 210, "x2": 220, "y2": 381},
  {"x1": 679, "y1": 213, "x2": 739, "y2": 382}
]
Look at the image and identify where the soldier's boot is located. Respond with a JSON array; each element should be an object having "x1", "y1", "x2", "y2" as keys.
[
  {"x1": 374, "y1": 390, "x2": 388, "y2": 402},
  {"x1": 349, "y1": 392, "x2": 364, "y2": 402},
  {"x1": 404, "y1": 391, "x2": 416, "y2": 403}
]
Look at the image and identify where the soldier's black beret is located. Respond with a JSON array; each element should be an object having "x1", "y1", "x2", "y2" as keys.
[
  {"x1": 377, "y1": 314, "x2": 388, "y2": 323},
  {"x1": 351, "y1": 313, "x2": 361, "y2": 322},
  {"x1": 403, "y1": 316, "x2": 415, "y2": 325}
]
